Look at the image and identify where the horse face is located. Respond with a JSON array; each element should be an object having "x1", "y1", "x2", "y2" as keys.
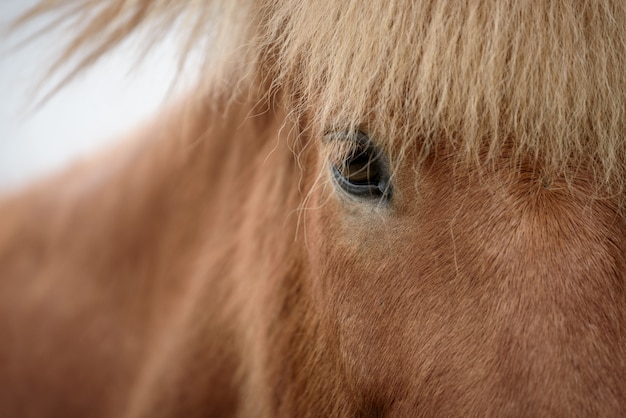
[
  {"x1": 5, "y1": 1, "x2": 626, "y2": 416},
  {"x1": 301, "y1": 129, "x2": 626, "y2": 414}
]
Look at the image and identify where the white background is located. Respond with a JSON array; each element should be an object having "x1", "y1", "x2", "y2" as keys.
[{"x1": 0, "y1": 1, "x2": 184, "y2": 192}]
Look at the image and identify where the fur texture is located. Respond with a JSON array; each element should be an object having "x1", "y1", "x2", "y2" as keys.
[{"x1": 1, "y1": 1, "x2": 625, "y2": 416}]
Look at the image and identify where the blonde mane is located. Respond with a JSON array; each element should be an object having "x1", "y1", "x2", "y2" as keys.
[{"x1": 21, "y1": 0, "x2": 626, "y2": 190}]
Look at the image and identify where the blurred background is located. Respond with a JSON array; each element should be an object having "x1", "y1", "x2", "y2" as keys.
[{"x1": 0, "y1": 1, "x2": 183, "y2": 192}]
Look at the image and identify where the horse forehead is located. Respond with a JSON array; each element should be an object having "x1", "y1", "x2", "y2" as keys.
[{"x1": 283, "y1": 1, "x2": 626, "y2": 191}]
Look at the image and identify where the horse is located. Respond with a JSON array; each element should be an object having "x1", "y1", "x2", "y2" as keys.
[{"x1": 1, "y1": 0, "x2": 626, "y2": 416}]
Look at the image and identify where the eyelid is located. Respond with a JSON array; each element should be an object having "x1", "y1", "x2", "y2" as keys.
[{"x1": 324, "y1": 130, "x2": 370, "y2": 145}]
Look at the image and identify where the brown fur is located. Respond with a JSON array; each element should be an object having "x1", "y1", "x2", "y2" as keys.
[{"x1": 1, "y1": 1, "x2": 625, "y2": 416}]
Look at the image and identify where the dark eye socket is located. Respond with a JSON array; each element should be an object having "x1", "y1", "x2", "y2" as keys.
[{"x1": 328, "y1": 131, "x2": 392, "y2": 201}]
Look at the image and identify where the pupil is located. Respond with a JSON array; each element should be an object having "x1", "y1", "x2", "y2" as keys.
[{"x1": 344, "y1": 148, "x2": 379, "y2": 185}]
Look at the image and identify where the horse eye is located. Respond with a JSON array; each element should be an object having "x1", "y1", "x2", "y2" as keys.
[{"x1": 329, "y1": 131, "x2": 392, "y2": 201}]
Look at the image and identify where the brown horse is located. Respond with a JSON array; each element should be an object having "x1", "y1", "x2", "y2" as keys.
[{"x1": 1, "y1": 1, "x2": 626, "y2": 416}]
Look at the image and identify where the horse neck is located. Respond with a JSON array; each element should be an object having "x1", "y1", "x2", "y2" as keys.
[
  {"x1": 117, "y1": 92, "x2": 309, "y2": 416},
  {"x1": 0, "y1": 88, "x2": 307, "y2": 417}
]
